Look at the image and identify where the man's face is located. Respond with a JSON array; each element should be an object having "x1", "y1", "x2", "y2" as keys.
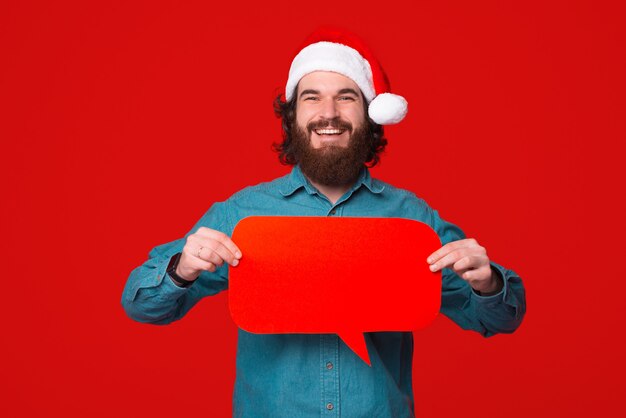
[
  {"x1": 295, "y1": 71, "x2": 367, "y2": 149},
  {"x1": 289, "y1": 71, "x2": 372, "y2": 187}
]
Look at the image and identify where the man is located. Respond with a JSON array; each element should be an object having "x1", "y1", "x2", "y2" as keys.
[{"x1": 122, "y1": 28, "x2": 526, "y2": 417}]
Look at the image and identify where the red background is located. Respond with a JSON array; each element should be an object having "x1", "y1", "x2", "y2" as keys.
[{"x1": 1, "y1": 1, "x2": 625, "y2": 417}]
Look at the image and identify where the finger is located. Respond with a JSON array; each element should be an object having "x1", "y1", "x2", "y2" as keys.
[
  {"x1": 181, "y1": 253, "x2": 217, "y2": 274},
  {"x1": 196, "y1": 228, "x2": 243, "y2": 260},
  {"x1": 459, "y1": 267, "x2": 491, "y2": 282},
  {"x1": 188, "y1": 231, "x2": 241, "y2": 266},
  {"x1": 194, "y1": 259, "x2": 217, "y2": 273},
  {"x1": 451, "y1": 254, "x2": 488, "y2": 274},
  {"x1": 199, "y1": 241, "x2": 242, "y2": 267},
  {"x1": 198, "y1": 238, "x2": 242, "y2": 266},
  {"x1": 429, "y1": 248, "x2": 469, "y2": 272},
  {"x1": 426, "y1": 238, "x2": 477, "y2": 265},
  {"x1": 461, "y1": 265, "x2": 492, "y2": 286},
  {"x1": 196, "y1": 246, "x2": 226, "y2": 267},
  {"x1": 185, "y1": 235, "x2": 215, "y2": 262}
]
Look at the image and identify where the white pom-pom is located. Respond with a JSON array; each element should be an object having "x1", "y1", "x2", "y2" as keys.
[{"x1": 368, "y1": 93, "x2": 408, "y2": 125}]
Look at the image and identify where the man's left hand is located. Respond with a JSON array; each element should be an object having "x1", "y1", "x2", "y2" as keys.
[{"x1": 426, "y1": 238, "x2": 503, "y2": 295}]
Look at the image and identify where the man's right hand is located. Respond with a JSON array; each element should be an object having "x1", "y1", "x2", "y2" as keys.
[{"x1": 175, "y1": 227, "x2": 242, "y2": 282}]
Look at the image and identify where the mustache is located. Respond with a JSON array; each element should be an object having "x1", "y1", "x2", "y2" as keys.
[{"x1": 307, "y1": 118, "x2": 353, "y2": 132}]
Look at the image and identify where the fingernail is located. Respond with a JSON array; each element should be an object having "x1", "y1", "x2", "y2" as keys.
[
  {"x1": 429, "y1": 264, "x2": 437, "y2": 272},
  {"x1": 235, "y1": 251, "x2": 242, "y2": 258},
  {"x1": 427, "y1": 257, "x2": 433, "y2": 263},
  {"x1": 232, "y1": 259, "x2": 239, "y2": 267}
]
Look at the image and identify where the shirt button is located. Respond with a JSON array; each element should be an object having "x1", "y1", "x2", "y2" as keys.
[
  {"x1": 326, "y1": 403, "x2": 334, "y2": 410},
  {"x1": 326, "y1": 362, "x2": 333, "y2": 370},
  {"x1": 329, "y1": 209, "x2": 336, "y2": 215}
]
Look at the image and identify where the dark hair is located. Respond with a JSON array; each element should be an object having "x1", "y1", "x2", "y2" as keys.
[{"x1": 272, "y1": 93, "x2": 388, "y2": 167}]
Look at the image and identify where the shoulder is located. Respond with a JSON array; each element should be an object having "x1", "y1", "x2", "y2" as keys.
[
  {"x1": 367, "y1": 176, "x2": 436, "y2": 225},
  {"x1": 226, "y1": 172, "x2": 292, "y2": 202},
  {"x1": 373, "y1": 176, "x2": 431, "y2": 206},
  {"x1": 193, "y1": 173, "x2": 291, "y2": 235}
]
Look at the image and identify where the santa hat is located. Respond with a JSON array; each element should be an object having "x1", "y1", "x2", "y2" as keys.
[{"x1": 285, "y1": 28, "x2": 408, "y2": 125}]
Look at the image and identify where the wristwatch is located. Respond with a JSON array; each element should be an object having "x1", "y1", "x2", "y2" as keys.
[{"x1": 166, "y1": 252, "x2": 194, "y2": 288}]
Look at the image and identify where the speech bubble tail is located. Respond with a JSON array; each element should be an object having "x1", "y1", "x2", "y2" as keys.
[{"x1": 339, "y1": 331, "x2": 371, "y2": 367}]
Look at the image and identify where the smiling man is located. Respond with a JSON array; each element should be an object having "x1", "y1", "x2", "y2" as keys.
[
  {"x1": 291, "y1": 71, "x2": 373, "y2": 202},
  {"x1": 122, "y1": 28, "x2": 526, "y2": 417}
]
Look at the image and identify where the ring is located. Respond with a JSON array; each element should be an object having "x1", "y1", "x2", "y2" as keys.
[{"x1": 196, "y1": 246, "x2": 203, "y2": 258}]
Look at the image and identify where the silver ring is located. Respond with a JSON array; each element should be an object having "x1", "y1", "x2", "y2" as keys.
[{"x1": 196, "y1": 246, "x2": 203, "y2": 258}]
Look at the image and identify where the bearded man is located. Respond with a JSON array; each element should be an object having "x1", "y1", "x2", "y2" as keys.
[{"x1": 122, "y1": 29, "x2": 526, "y2": 418}]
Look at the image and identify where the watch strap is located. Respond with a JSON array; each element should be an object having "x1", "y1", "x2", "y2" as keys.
[{"x1": 166, "y1": 252, "x2": 194, "y2": 288}]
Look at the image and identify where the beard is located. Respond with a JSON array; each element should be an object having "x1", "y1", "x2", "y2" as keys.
[{"x1": 290, "y1": 118, "x2": 372, "y2": 187}]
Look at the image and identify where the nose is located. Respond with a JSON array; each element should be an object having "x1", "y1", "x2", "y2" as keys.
[{"x1": 319, "y1": 98, "x2": 339, "y2": 119}]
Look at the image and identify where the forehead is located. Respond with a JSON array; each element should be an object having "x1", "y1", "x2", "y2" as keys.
[{"x1": 297, "y1": 71, "x2": 361, "y2": 95}]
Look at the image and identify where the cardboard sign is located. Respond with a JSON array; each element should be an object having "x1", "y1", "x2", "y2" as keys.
[{"x1": 229, "y1": 216, "x2": 442, "y2": 366}]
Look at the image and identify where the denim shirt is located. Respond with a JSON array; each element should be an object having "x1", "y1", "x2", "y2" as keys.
[{"x1": 122, "y1": 166, "x2": 526, "y2": 418}]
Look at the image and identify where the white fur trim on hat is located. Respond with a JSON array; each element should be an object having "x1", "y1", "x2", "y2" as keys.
[
  {"x1": 368, "y1": 93, "x2": 408, "y2": 125},
  {"x1": 286, "y1": 42, "x2": 376, "y2": 102}
]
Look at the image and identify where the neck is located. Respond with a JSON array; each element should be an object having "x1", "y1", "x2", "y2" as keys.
[{"x1": 308, "y1": 179, "x2": 353, "y2": 205}]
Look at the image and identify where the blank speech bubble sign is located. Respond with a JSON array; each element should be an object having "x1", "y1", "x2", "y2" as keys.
[{"x1": 229, "y1": 216, "x2": 442, "y2": 366}]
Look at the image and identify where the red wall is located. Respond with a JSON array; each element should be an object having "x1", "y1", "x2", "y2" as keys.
[{"x1": 2, "y1": 1, "x2": 624, "y2": 417}]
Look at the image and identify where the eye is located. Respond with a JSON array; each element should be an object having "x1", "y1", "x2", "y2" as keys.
[
  {"x1": 338, "y1": 96, "x2": 356, "y2": 101},
  {"x1": 303, "y1": 96, "x2": 319, "y2": 101}
]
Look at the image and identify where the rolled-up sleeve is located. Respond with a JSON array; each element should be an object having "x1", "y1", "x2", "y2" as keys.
[
  {"x1": 430, "y1": 209, "x2": 527, "y2": 336},
  {"x1": 121, "y1": 201, "x2": 233, "y2": 325}
]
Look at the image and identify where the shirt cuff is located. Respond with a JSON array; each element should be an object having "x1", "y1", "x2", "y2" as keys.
[
  {"x1": 169, "y1": 273, "x2": 196, "y2": 289},
  {"x1": 161, "y1": 272, "x2": 192, "y2": 295}
]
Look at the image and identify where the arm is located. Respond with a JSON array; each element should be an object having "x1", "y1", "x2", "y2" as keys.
[
  {"x1": 120, "y1": 201, "x2": 237, "y2": 325},
  {"x1": 429, "y1": 209, "x2": 526, "y2": 336}
]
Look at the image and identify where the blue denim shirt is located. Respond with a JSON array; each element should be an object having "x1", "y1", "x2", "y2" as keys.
[{"x1": 122, "y1": 166, "x2": 525, "y2": 418}]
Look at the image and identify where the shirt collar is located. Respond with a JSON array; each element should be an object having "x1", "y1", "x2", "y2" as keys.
[{"x1": 278, "y1": 165, "x2": 385, "y2": 197}]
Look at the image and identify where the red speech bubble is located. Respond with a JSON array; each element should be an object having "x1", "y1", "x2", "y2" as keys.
[{"x1": 229, "y1": 216, "x2": 442, "y2": 366}]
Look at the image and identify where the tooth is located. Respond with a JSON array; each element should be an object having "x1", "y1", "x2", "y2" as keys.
[{"x1": 315, "y1": 129, "x2": 344, "y2": 135}]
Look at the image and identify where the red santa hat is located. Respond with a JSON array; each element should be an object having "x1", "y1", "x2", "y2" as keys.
[{"x1": 285, "y1": 28, "x2": 408, "y2": 125}]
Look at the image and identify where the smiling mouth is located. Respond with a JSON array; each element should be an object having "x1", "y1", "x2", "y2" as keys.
[{"x1": 314, "y1": 128, "x2": 346, "y2": 135}]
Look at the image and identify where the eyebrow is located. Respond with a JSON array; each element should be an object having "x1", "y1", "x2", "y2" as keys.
[
  {"x1": 298, "y1": 88, "x2": 361, "y2": 98},
  {"x1": 299, "y1": 89, "x2": 319, "y2": 97},
  {"x1": 337, "y1": 88, "x2": 360, "y2": 97}
]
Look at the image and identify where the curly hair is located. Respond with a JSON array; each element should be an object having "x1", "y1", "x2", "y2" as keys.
[{"x1": 272, "y1": 93, "x2": 388, "y2": 167}]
